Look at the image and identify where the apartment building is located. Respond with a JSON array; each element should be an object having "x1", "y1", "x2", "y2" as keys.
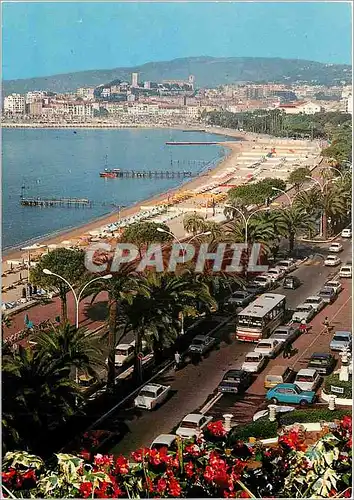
[
  {"x1": 277, "y1": 101, "x2": 322, "y2": 115},
  {"x1": 3, "y1": 94, "x2": 25, "y2": 114}
]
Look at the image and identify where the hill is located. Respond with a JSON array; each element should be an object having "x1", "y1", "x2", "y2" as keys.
[{"x1": 3, "y1": 56, "x2": 352, "y2": 95}]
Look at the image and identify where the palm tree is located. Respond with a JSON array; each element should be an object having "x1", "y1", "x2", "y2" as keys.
[
  {"x1": 122, "y1": 272, "x2": 215, "y2": 382},
  {"x1": 33, "y1": 322, "x2": 105, "y2": 381},
  {"x1": 83, "y1": 263, "x2": 136, "y2": 391},
  {"x1": 2, "y1": 345, "x2": 79, "y2": 454},
  {"x1": 272, "y1": 206, "x2": 316, "y2": 253},
  {"x1": 183, "y1": 213, "x2": 206, "y2": 236}
]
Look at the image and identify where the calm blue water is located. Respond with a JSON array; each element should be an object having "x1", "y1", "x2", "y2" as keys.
[{"x1": 2, "y1": 128, "x2": 237, "y2": 250}]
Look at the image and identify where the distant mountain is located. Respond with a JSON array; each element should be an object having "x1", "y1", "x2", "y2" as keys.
[{"x1": 3, "y1": 56, "x2": 352, "y2": 95}]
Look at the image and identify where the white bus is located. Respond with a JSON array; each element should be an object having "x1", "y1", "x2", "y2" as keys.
[{"x1": 235, "y1": 293, "x2": 286, "y2": 342}]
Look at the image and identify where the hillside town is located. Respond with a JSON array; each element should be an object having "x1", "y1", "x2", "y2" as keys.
[{"x1": 2, "y1": 72, "x2": 353, "y2": 127}]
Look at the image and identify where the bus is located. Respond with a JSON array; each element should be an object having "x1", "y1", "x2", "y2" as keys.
[{"x1": 235, "y1": 293, "x2": 286, "y2": 342}]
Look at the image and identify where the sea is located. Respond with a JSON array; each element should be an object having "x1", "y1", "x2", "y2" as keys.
[{"x1": 2, "y1": 128, "x2": 237, "y2": 250}]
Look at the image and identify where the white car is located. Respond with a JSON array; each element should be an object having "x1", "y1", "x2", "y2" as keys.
[
  {"x1": 134, "y1": 383, "x2": 171, "y2": 410},
  {"x1": 253, "y1": 405, "x2": 295, "y2": 422},
  {"x1": 328, "y1": 242, "x2": 343, "y2": 253},
  {"x1": 341, "y1": 228, "x2": 352, "y2": 238},
  {"x1": 253, "y1": 275, "x2": 272, "y2": 289},
  {"x1": 114, "y1": 343, "x2": 135, "y2": 367},
  {"x1": 294, "y1": 368, "x2": 321, "y2": 392},
  {"x1": 303, "y1": 296, "x2": 326, "y2": 314},
  {"x1": 266, "y1": 267, "x2": 286, "y2": 283},
  {"x1": 242, "y1": 352, "x2": 266, "y2": 373},
  {"x1": 292, "y1": 304, "x2": 316, "y2": 323},
  {"x1": 150, "y1": 434, "x2": 177, "y2": 450},
  {"x1": 339, "y1": 265, "x2": 352, "y2": 278},
  {"x1": 324, "y1": 255, "x2": 341, "y2": 267},
  {"x1": 276, "y1": 259, "x2": 297, "y2": 273},
  {"x1": 176, "y1": 413, "x2": 213, "y2": 439},
  {"x1": 254, "y1": 339, "x2": 282, "y2": 358},
  {"x1": 325, "y1": 280, "x2": 343, "y2": 295}
]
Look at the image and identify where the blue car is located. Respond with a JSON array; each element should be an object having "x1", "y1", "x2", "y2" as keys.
[{"x1": 266, "y1": 383, "x2": 316, "y2": 406}]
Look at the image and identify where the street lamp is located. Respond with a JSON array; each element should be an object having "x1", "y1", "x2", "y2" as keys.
[
  {"x1": 271, "y1": 187, "x2": 292, "y2": 206},
  {"x1": 224, "y1": 205, "x2": 270, "y2": 245},
  {"x1": 320, "y1": 166, "x2": 344, "y2": 180},
  {"x1": 43, "y1": 269, "x2": 112, "y2": 329}
]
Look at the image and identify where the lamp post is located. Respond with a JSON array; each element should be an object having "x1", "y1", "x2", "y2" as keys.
[
  {"x1": 156, "y1": 227, "x2": 211, "y2": 336},
  {"x1": 42, "y1": 269, "x2": 112, "y2": 384},
  {"x1": 320, "y1": 166, "x2": 345, "y2": 180},
  {"x1": 224, "y1": 205, "x2": 270, "y2": 246},
  {"x1": 305, "y1": 175, "x2": 333, "y2": 238},
  {"x1": 271, "y1": 187, "x2": 292, "y2": 206}
]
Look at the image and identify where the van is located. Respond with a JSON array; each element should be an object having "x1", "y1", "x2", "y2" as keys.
[{"x1": 264, "y1": 365, "x2": 293, "y2": 389}]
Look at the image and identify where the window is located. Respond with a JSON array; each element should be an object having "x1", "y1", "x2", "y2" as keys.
[
  {"x1": 296, "y1": 375, "x2": 314, "y2": 382},
  {"x1": 181, "y1": 421, "x2": 198, "y2": 429},
  {"x1": 140, "y1": 390, "x2": 156, "y2": 398}
]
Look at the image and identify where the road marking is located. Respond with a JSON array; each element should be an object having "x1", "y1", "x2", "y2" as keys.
[
  {"x1": 290, "y1": 294, "x2": 352, "y2": 368},
  {"x1": 200, "y1": 392, "x2": 223, "y2": 414}
]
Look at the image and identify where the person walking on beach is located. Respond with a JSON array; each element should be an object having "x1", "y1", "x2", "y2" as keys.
[{"x1": 323, "y1": 317, "x2": 330, "y2": 334}]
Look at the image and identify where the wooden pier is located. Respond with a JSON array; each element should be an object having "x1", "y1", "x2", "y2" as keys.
[{"x1": 21, "y1": 197, "x2": 93, "y2": 208}]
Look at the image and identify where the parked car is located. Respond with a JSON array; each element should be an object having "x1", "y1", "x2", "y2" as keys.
[
  {"x1": 218, "y1": 369, "x2": 252, "y2": 393},
  {"x1": 276, "y1": 259, "x2": 297, "y2": 273},
  {"x1": 254, "y1": 338, "x2": 282, "y2": 358},
  {"x1": 324, "y1": 255, "x2": 341, "y2": 267},
  {"x1": 114, "y1": 343, "x2": 135, "y2": 367},
  {"x1": 188, "y1": 335, "x2": 216, "y2": 356},
  {"x1": 324, "y1": 280, "x2": 343, "y2": 295},
  {"x1": 266, "y1": 267, "x2": 286, "y2": 283},
  {"x1": 339, "y1": 264, "x2": 352, "y2": 278},
  {"x1": 330, "y1": 331, "x2": 352, "y2": 352},
  {"x1": 269, "y1": 325, "x2": 300, "y2": 345},
  {"x1": 227, "y1": 290, "x2": 255, "y2": 307},
  {"x1": 150, "y1": 434, "x2": 177, "y2": 450},
  {"x1": 283, "y1": 276, "x2": 301, "y2": 290},
  {"x1": 253, "y1": 405, "x2": 295, "y2": 422},
  {"x1": 307, "y1": 353, "x2": 336, "y2": 375},
  {"x1": 303, "y1": 296, "x2": 326, "y2": 314},
  {"x1": 134, "y1": 383, "x2": 171, "y2": 410},
  {"x1": 294, "y1": 368, "x2": 321, "y2": 392},
  {"x1": 266, "y1": 383, "x2": 316, "y2": 406},
  {"x1": 318, "y1": 286, "x2": 337, "y2": 304},
  {"x1": 252, "y1": 275, "x2": 272, "y2": 289},
  {"x1": 241, "y1": 352, "x2": 266, "y2": 373},
  {"x1": 341, "y1": 228, "x2": 352, "y2": 238},
  {"x1": 291, "y1": 304, "x2": 316, "y2": 323},
  {"x1": 245, "y1": 282, "x2": 263, "y2": 295},
  {"x1": 328, "y1": 242, "x2": 343, "y2": 253},
  {"x1": 176, "y1": 413, "x2": 213, "y2": 439}
]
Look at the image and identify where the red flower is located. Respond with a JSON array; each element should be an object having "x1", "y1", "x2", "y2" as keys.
[
  {"x1": 94, "y1": 481, "x2": 110, "y2": 498},
  {"x1": 94, "y1": 454, "x2": 114, "y2": 468},
  {"x1": 280, "y1": 429, "x2": 307, "y2": 451},
  {"x1": 239, "y1": 492, "x2": 250, "y2": 498},
  {"x1": 145, "y1": 477, "x2": 154, "y2": 493},
  {"x1": 148, "y1": 447, "x2": 169, "y2": 466},
  {"x1": 341, "y1": 416, "x2": 352, "y2": 431},
  {"x1": 207, "y1": 420, "x2": 227, "y2": 437},
  {"x1": 184, "y1": 443, "x2": 201, "y2": 457},
  {"x1": 2, "y1": 469, "x2": 16, "y2": 483},
  {"x1": 21, "y1": 469, "x2": 36, "y2": 482},
  {"x1": 79, "y1": 482, "x2": 93, "y2": 498},
  {"x1": 223, "y1": 491, "x2": 237, "y2": 498},
  {"x1": 115, "y1": 455, "x2": 129, "y2": 475},
  {"x1": 168, "y1": 477, "x2": 182, "y2": 497},
  {"x1": 79, "y1": 450, "x2": 91, "y2": 461},
  {"x1": 157, "y1": 478, "x2": 168, "y2": 493},
  {"x1": 184, "y1": 461, "x2": 194, "y2": 478},
  {"x1": 131, "y1": 447, "x2": 150, "y2": 462},
  {"x1": 344, "y1": 489, "x2": 352, "y2": 498}
]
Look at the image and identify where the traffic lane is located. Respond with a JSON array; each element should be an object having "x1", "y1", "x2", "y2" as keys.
[
  {"x1": 107, "y1": 323, "x2": 252, "y2": 456},
  {"x1": 207, "y1": 279, "x2": 352, "y2": 421}
]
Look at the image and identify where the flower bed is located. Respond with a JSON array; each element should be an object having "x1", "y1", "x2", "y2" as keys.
[
  {"x1": 324, "y1": 374, "x2": 352, "y2": 399},
  {"x1": 2, "y1": 417, "x2": 352, "y2": 498}
]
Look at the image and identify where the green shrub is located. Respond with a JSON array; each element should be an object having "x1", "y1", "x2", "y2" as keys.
[
  {"x1": 279, "y1": 408, "x2": 352, "y2": 426},
  {"x1": 227, "y1": 418, "x2": 278, "y2": 442},
  {"x1": 324, "y1": 374, "x2": 352, "y2": 399}
]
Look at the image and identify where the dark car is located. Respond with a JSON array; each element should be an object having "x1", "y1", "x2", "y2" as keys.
[
  {"x1": 245, "y1": 282, "x2": 263, "y2": 296},
  {"x1": 227, "y1": 290, "x2": 255, "y2": 307},
  {"x1": 188, "y1": 335, "x2": 216, "y2": 356},
  {"x1": 283, "y1": 276, "x2": 301, "y2": 290},
  {"x1": 218, "y1": 369, "x2": 252, "y2": 394},
  {"x1": 307, "y1": 353, "x2": 336, "y2": 375},
  {"x1": 318, "y1": 286, "x2": 337, "y2": 304}
]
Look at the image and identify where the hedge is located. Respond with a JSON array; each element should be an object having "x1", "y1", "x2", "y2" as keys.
[
  {"x1": 279, "y1": 408, "x2": 352, "y2": 426},
  {"x1": 228, "y1": 418, "x2": 278, "y2": 442},
  {"x1": 324, "y1": 374, "x2": 352, "y2": 399}
]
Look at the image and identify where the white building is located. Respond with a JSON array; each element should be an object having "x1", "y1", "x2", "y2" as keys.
[
  {"x1": 277, "y1": 101, "x2": 322, "y2": 115},
  {"x1": 73, "y1": 103, "x2": 94, "y2": 118},
  {"x1": 77, "y1": 87, "x2": 95, "y2": 101},
  {"x1": 346, "y1": 95, "x2": 353, "y2": 115},
  {"x1": 101, "y1": 88, "x2": 111, "y2": 98},
  {"x1": 3, "y1": 94, "x2": 25, "y2": 114},
  {"x1": 25, "y1": 91, "x2": 46, "y2": 104},
  {"x1": 131, "y1": 72, "x2": 139, "y2": 88}
]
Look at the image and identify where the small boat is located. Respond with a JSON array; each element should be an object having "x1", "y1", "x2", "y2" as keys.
[{"x1": 99, "y1": 168, "x2": 121, "y2": 178}]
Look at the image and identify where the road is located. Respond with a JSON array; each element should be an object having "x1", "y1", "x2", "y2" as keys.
[{"x1": 98, "y1": 239, "x2": 351, "y2": 456}]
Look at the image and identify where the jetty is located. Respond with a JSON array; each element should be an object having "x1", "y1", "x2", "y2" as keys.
[
  {"x1": 21, "y1": 197, "x2": 93, "y2": 208},
  {"x1": 100, "y1": 169, "x2": 204, "y2": 179}
]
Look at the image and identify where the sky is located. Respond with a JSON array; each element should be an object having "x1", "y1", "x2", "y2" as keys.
[{"x1": 2, "y1": 1, "x2": 352, "y2": 80}]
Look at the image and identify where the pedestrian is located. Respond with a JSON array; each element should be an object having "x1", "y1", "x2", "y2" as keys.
[
  {"x1": 299, "y1": 319, "x2": 308, "y2": 334},
  {"x1": 174, "y1": 351, "x2": 181, "y2": 370},
  {"x1": 283, "y1": 342, "x2": 293, "y2": 358},
  {"x1": 323, "y1": 317, "x2": 330, "y2": 333}
]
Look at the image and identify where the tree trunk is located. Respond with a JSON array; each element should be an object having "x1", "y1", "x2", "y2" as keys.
[
  {"x1": 60, "y1": 292, "x2": 68, "y2": 322},
  {"x1": 322, "y1": 212, "x2": 328, "y2": 240},
  {"x1": 107, "y1": 295, "x2": 117, "y2": 392},
  {"x1": 289, "y1": 233, "x2": 295, "y2": 253},
  {"x1": 134, "y1": 326, "x2": 144, "y2": 384}
]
